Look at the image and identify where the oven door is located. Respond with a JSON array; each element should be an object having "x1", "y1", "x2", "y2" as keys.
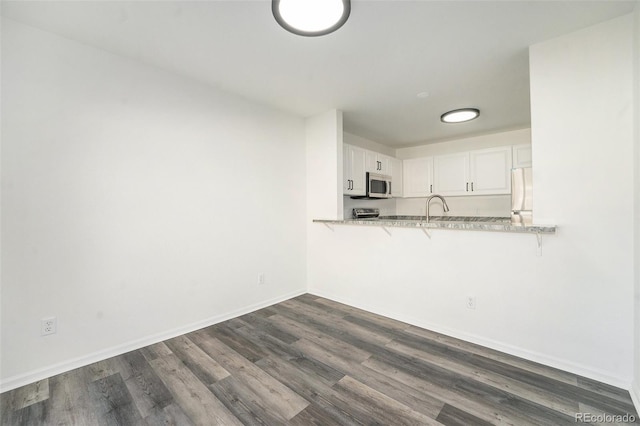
[{"x1": 367, "y1": 173, "x2": 392, "y2": 198}]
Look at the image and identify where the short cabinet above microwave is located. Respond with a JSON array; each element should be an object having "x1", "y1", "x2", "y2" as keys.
[{"x1": 365, "y1": 151, "x2": 391, "y2": 175}]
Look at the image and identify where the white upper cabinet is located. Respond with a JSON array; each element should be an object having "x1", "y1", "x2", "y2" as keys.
[
  {"x1": 391, "y1": 158, "x2": 403, "y2": 197},
  {"x1": 469, "y1": 146, "x2": 512, "y2": 195},
  {"x1": 429, "y1": 146, "x2": 512, "y2": 196},
  {"x1": 433, "y1": 152, "x2": 469, "y2": 196},
  {"x1": 343, "y1": 144, "x2": 366, "y2": 196},
  {"x1": 512, "y1": 144, "x2": 532, "y2": 168},
  {"x1": 403, "y1": 157, "x2": 434, "y2": 197},
  {"x1": 344, "y1": 143, "x2": 402, "y2": 197},
  {"x1": 366, "y1": 151, "x2": 391, "y2": 175}
]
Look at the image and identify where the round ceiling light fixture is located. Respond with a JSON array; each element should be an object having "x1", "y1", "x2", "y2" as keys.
[
  {"x1": 272, "y1": 0, "x2": 351, "y2": 37},
  {"x1": 441, "y1": 108, "x2": 480, "y2": 123}
]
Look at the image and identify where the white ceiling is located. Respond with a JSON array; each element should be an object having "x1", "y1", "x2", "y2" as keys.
[{"x1": 1, "y1": 1, "x2": 635, "y2": 147}]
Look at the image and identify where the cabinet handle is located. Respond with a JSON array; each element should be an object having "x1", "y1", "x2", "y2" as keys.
[
  {"x1": 349, "y1": 180, "x2": 353, "y2": 190},
  {"x1": 466, "y1": 182, "x2": 469, "y2": 192},
  {"x1": 430, "y1": 184, "x2": 433, "y2": 193},
  {"x1": 471, "y1": 182, "x2": 474, "y2": 191}
]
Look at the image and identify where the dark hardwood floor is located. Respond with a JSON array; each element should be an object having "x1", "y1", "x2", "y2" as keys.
[{"x1": 1, "y1": 294, "x2": 638, "y2": 425}]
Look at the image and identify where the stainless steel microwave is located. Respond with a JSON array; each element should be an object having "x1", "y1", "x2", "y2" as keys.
[{"x1": 365, "y1": 172, "x2": 392, "y2": 199}]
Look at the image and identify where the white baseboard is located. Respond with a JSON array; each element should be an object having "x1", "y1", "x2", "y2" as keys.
[
  {"x1": 309, "y1": 289, "x2": 633, "y2": 390},
  {"x1": 631, "y1": 382, "x2": 640, "y2": 416},
  {"x1": 0, "y1": 289, "x2": 305, "y2": 393}
]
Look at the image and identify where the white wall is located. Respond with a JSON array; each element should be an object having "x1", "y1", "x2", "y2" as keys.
[
  {"x1": 308, "y1": 14, "x2": 635, "y2": 387},
  {"x1": 529, "y1": 11, "x2": 634, "y2": 383},
  {"x1": 344, "y1": 132, "x2": 395, "y2": 157},
  {"x1": 0, "y1": 19, "x2": 307, "y2": 390},
  {"x1": 306, "y1": 110, "x2": 343, "y2": 221},
  {"x1": 396, "y1": 195, "x2": 511, "y2": 217},
  {"x1": 633, "y1": 0, "x2": 640, "y2": 412}
]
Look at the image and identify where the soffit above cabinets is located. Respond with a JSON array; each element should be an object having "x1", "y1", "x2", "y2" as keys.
[{"x1": 2, "y1": 1, "x2": 635, "y2": 147}]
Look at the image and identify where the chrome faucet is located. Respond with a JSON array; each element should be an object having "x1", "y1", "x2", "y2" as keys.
[{"x1": 425, "y1": 194, "x2": 450, "y2": 222}]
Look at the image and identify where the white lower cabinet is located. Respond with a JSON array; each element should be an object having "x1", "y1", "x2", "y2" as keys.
[{"x1": 402, "y1": 157, "x2": 434, "y2": 197}]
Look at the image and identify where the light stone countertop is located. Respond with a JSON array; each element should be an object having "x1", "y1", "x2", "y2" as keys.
[{"x1": 313, "y1": 215, "x2": 556, "y2": 234}]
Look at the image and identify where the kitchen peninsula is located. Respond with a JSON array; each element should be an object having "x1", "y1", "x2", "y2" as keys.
[{"x1": 313, "y1": 216, "x2": 556, "y2": 234}]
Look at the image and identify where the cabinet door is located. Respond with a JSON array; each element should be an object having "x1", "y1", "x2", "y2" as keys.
[
  {"x1": 343, "y1": 145, "x2": 366, "y2": 196},
  {"x1": 350, "y1": 145, "x2": 367, "y2": 196},
  {"x1": 365, "y1": 151, "x2": 391, "y2": 174},
  {"x1": 343, "y1": 144, "x2": 351, "y2": 193},
  {"x1": 434, "y1": 153, "x2": 469, "y2": 196},
  {"x1": 512, "y1": 144, "x2": 532, "y2": 168},
  {"x1": 469, "y1": 146, "x2": 512, "y2": 195},
  {"x1": 390, "y1": 158, "x2": 403, "y2": 197},
  {"x1": 378, "y1": 155, "x2": 392, "y2": 175},
  {"x1": 351, "y1": 147, "x2": 366, "y2": 195},
  {"x1": 365, "y1": 151, "x2": 378, "y2": 173},
  {"x1": 402, "y1": 157, "x2": 433, "y2": 197}
]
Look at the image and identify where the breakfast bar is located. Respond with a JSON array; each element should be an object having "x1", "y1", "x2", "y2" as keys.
[{"x1": 313, "y1": 216, "x2": 557, "y2": 234}]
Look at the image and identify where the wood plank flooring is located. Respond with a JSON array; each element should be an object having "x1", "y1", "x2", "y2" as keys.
[{"x1": 1, "y1": 294, "x2": 638, "y2": 425}]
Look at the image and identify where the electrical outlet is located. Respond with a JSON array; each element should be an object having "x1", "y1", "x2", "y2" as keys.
[
  {"x1": 41, "y1": 317, "x2": 57, "y2": 336},
  {"x1": 466, "y1": 296, "x2": 476, "y2": 310},
  {"x1": 258, "y1": 273, "x2": 266, "y2": 285}
]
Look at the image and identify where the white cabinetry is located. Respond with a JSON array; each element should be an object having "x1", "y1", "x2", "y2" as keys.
[
  {"x1": 344, "y1": 143, "x2": 402, "y2": 197},
  {"x1": 432, "y1": 146, "x2": 512, "y2": 196},
  {"x1": 433, "y1": 153, "x2": 469, "y2": 196},
  {"x1": 343, "y1": 144, "x2": 366, "y2": 196},
  {"x1": 391, "y1": 158, "x2": 403, "y2": 197},
  {"x1": 366, "y1": 151, "x2": 391, "y2": 175},
  {"x1": 469, "y1": 146, "x2": 512, "y2": 195},
  {"x1": 403, "y1": 157, "x2": 434, "y2": 197},
  {"x1": 512, "y1": 144, "x2": 532, "y2": 168}
]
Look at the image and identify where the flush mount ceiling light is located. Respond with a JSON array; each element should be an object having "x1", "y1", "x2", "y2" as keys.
[
  {"x1": 441, "y1": 108, "x2": 480, "y2": 123},
  {"x1": 272, "y1": 0, "x2": 351, "y2": 37}
]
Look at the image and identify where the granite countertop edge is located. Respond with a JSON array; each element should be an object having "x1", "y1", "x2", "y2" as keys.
[{"x1": 312, "y1": 218, "x2": 557, "y2": 234}]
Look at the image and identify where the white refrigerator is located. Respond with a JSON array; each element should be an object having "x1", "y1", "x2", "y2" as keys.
[{"x1": 511, "y1": 167, "x2": 533, "y2": 225}]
